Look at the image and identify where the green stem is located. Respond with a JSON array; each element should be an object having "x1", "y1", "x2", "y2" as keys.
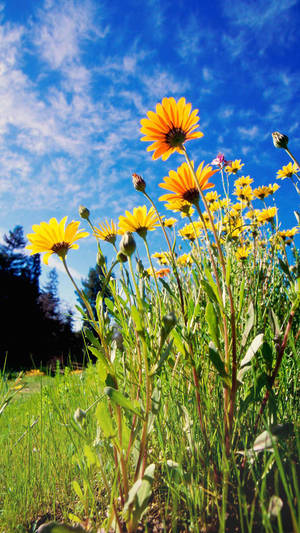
[{"x1": 142, "y1": 235, "x2": 162, "y2": 318}]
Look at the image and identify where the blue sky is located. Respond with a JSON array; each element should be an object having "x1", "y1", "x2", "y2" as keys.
[{"x1": 0, "y1": 0, "x2": 299, "y2": 326}]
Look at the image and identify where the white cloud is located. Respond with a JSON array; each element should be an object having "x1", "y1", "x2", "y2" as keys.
[{"x1": 238, "y1": 126, "x2": 259, "y2": 139}]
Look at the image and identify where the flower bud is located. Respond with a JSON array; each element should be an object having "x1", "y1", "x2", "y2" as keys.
[
  {"x1": 97, "y1": 250, "x2": 105, "y2": 267},
  {"x1": 78, "y1": 205, "x2": 90, "y2": 220},
  {"x1": 132, "y1": 173, "x2": 146, "y2": 192},
  {"x1": 272, "y1": 132, "x2": 289, "y2": 149},
  {"x1": 119, "y1": 232, "x2": 136, "y2": 257},
  {"x1": 116, "y1": 251, "x2": 128, "y2": 263},
  {"x1": 74, "y1": 408, "x2": 86, "y2": 425},
  {"x1": 162, "y1": 312, "x2": 176, "y2": 332}
]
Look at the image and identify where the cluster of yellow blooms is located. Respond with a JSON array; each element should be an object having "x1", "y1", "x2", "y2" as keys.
[{"x1": 26, "y1": 97, "x2": 299, "y2": 271}]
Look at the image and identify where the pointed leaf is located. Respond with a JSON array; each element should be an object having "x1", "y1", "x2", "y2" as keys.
[{"x1": 104, "y1": 387, "x2": 143, "y2": 418}]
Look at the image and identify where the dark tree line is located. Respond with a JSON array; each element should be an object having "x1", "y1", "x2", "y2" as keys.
[{"x1": 0, "y1": 226, "x2": 83, "y2": 370}]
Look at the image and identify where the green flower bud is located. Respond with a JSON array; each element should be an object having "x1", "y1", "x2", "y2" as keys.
[
  {"x1": 119, "y1": 232, "x2": 136, "y2": 257},
  {"x1": 78, "y1": 205, "x2": 90, "y2": 220},
  {"x1": 116, "y1": 251, "x2": 128, "y2": 263},
  {"x1": 272, "y1": 131, "x2": 289, "y2": 149},
  {"x1": 97, "y1": 250, "x2": 105, "y2": 267},
  {"x1": 74, "y1": 408, "x2": 86, "y2": 425}
]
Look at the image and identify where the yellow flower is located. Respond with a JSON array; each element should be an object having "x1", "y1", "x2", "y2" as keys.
[
  {"x1": 26, "y1": 217, "x2": 89, "y2": 265},
  {"x1": 94, "y1": 219, "x2": 118, "y2": 244},
  {"x1": 118, "y1": 206, "x2": 159, "y2": 238},
  {"x1": 234, "y1": 176, "x2": 253, "y2": 188},
  {"x1": 253, "y1": 185, "x2": 272, "y2": 200},
  {"x1": 164, "y1": 198, "x2": 195, "y2": 218},
  {"x1": 231, "y1": 202, "x2": 247, "y2": 211},
  {"x1": 257, "y1": 207, "x2": 277, "y2": 224},
  {"x1": 276, "y1": 162, "x2": 299, "y2": 179},
  {"x1": 245, "y1": 209, "x2": 260, "y2": 220},
  {"x1": 236, "y1": 245, "x2": 251, "y2": 261},
  {"x1": 225, "y1": 160, "x2": 244, "y2": 174},
  {"x1": 278, "y1": 227, "x2": 298, "y2": 241},
  {"x1": 159, "y1": 161, "x2": 218, "y2": 205},
  {"x1": 152, "y1": 251, "x2": 171, "y2": 265},
  {"x1": 233, "y1": 185, "x2": 254, "y2": 202},
  {"x1": 205, "y1": 191, "x2": 220, "y2": 204},
  {"x1": 25, "y1": 369, "x2": 45, "y2": 377},
  {"x1": 178, "y1": 222, "x2": 202, "y2": 241},
  {"x1": 140, "y1": 97, "x2": 203, "y2": 160},
  {"x1": 162, "y1": 217, "x2": 178, "y2": 228},
  {"x1": 177, "y1": 253, "x2": 193, "y2": 267},
  {"x1": 268, "y1": 183, "x2": 280, "y2": 194}
]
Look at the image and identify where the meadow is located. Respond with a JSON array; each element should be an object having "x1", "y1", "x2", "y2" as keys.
[{"x1": 1, "y1": 97, "x2": 299, "y2": 533}]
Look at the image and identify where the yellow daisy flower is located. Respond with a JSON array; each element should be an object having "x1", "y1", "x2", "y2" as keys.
[
  {"x1": 152, "y1": 252, "x2": 171, "y2": 265},
  {"x1": 257, "y1": 207, "x2": 277, "y2": 224},
  {"x1": 159, "y1": 161, "x2": 218, "y2": 206},
  {"x1": 93, "y1": 219, "x2": 118, "y2": 244},
  {"x1": 178, "y1": 222, "x2": 202, "y2": 241},
  {"x1": 140, "y1": 97, "x2": 203, "y2": 160},
  {"x1": 236, "y1": 245, "x2": 251, "y2": 261},
  {"x1": 233, "y1": 185, "x2": 254, "y2": 202},
  {"x1": 147, "y1": 267, "x2": 171, "y2": 278},
  {"x1": 118, "y1": 206, "x2": 159, "y2": 238},
  {"x1": 177, "y1": 253, "x2": 193, "y2": 267},
  {"x1": 205, "y1": 191, "x2": 220, "y2": 204},
  {"x1": 164, "y1": 198, "x2": 195, "y2": 218},
  {"x1": 26, "y1": 217, "x2": 89, "y2": 265},
  {"x1": 234, "y1": 176, "x2": 253, "y2": 188},
  {"x1": 276, "y1": 162, "x2": 299, "y2": 179},
  {"x1": 278, "y1": 227, "x2": 298, "y2": 241},
  {"x1": 162, "y1": 217, "x2": 178, "y2": 228},
  {"x1": 225, "y1": 160, "x2": 244, "y2": 174},
  {"x1": 268, "y1": 183, "x2": 280, "y2": 194},
  {"x1": 253, "y1": 185, "x2": 272, "y2": 200}
]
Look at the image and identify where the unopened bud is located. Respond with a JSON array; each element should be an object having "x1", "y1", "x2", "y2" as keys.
[
  {"x1": 162, "y1": 312, "x2": 176, "y2": 332},
  {"x1": 132, "y1": 173, "x2": 146, "y2": 192},
  {"x1": 74, "y1": 408, "x2": 86, "y2": 425},
  {"x1": 272, "y1": 132, "x2": 289, "y2": 149},
  {"x1": 78, "y1": 205, "x2": 90, "y2": 220},
  {"x1": 97, "y1": 250, "x2": 105, "y2": 267},
  {"x1": 116, "y1": 251, "x2": 128, "y2": 263},
  {"x1": 119, "y1": 232, "x2": 136, "y2": 257}
]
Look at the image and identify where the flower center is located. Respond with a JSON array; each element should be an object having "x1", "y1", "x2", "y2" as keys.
[
  {"x1": 51, "y1": 241, "x2": 70, "y2": 257},
  {"x1": 165, "y1": 127, "x2": 186, "y2": 147},
  {"x1": 182, "y1": 188, "x2": 199, "y2": 205},
  {"x1": 136, "y1": 227, "x2": 148, "y2": 239}
]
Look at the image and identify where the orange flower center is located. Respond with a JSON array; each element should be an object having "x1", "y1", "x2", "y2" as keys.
[{"x1": 165, "y1": 127, "x2": 186, "y2": 147}]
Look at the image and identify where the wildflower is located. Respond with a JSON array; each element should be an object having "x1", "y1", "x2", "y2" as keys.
[
  {"x1": 253, "y1": 186, "x2": 272, "y2": 200},
  {"x1": 234, "y1": 176, "x2": 253, "y2": 188},
  {"x1": 119, "y1": 232, "x2": 136, "y2": 257},
  {"x1": 26, "y1": 217, "x2": 89, "y2": 265},
  {"x1": 245, "y1": 209, "x2": 260, "y2": 221},
  {"x1": 205, "y1": 191, "x2": 220, "y2": 204},
  {"x1": 231, "y1": 202, "x2": 247, "y2": 212},
  {"x1": 257, "y1": 207, "x2": 277, "y2": 224},
  {"x1": 211, "y1": 153, "x2": 228, "y2": 168},
  {"x1": 225, "y1": 160, "x2": 244, "y2": 174},
  {"x1": 233, "y1": 185, "x2": 254, "y2": 202},
  {"x1": 140, "y1": 97, "x2": 203, "y2": 160},
  {"x1": 272, "y1": 131, "x2": 289, "y2": 149},
  {"x1": 152, "y1": 252, "x2": 170, "y2": 265},
  {"x1": 94, "y1": 219, "x2": 118, "y2": 244},
  {"x1": 178, "y1": 222, "x2": 202, "y2": 241},
  {"x1": 25, "y1": 369, "x2": 45, "y2": 377},
  {"x1": 164, "y1": 198, "x2": 195, "y2": 218},
  {"x1": 278, "y1": 227, "x2": 298, "y2": 241},
  {"x1": 268, "y1": 183, "x2": 280, "y2": 194},
  {"x1": 159, "y1": 161, "x2": 217, "y2": 206},
  {"x1": 276, "y1": 162, "x2": 299, "y2": 180},
  {"x1": 118, "y1": 206, "x2": 159, "y2": 239},
  {"x1": 148, "y1": 267, "x2": 171, "y2": 278},
  {"x1": 236, "y1": 245, "x2": 251, "y2": 261},
  {"x1": 162, "y1": 217, "x2": 177, "y2": 228},
  {"x1": 177, "y1": 253, "x2": 193, "y2": 266},
  {"x1": 132, "y1": 173, "x2": 146, "y2": 192}
]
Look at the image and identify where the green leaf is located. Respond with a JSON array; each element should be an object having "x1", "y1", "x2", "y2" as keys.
[
  {"x1": 201, "y1": 279, "x2": 219, "y2": 308},
  {"x1": 205, "y1": 302, "x2": 220, "y2": 348},
  {"x1": 208, "y1": 342, "x2": 231, "y2": 388},
  {"x1": 72, "y1": 480, "x2": 84, "y2": 501},
  {"x1": 95, "y1": 400, "x2": 116, "y2": 438},
  {"x1": 123, "y1": 464, "x2": 155, "y2": 530},
  {"x1": 226, "y1": 254, "x2": 231, "y2": 286},
  {"x1": 238, "y1": 279, "x2": 245, "y2": 319},
  {"x1": 241, "y1": 301, "x2": 255, "y2": 348},
  {"x1": 158, "y1": 278, "x2": 180, "y2": 304},
  {"x1": 88, "y1": 346, "x2": 111, "y2": 380},
  {"x1": 104, "y1": 298, "x2": 116, "y2": 315},
  {"x1": 238, "y1": 333, "x2": 264, "y2": 383},
  {"x1": 83, "y1": 444, "x2": 98, "y2": 467},
  {"x1": 130, "y1": 305, "x2": 143, "y2": 333},
  {"x1": 171, "y1": 328, "x2": 188, "y2": 358},
  {"x1": 150, "y1": 340, "x2": 174, "y2": 376},
  {"x1": 83, "y1": 328, "x2": 101, "y2": 349},
  {"x1": 278, "y1": 258, "x2": 292, "y2": 279},
  {"x1": 261, "y1": 341, "x2": 273, "y2": 370},
  {"x1": 268, "y1": 308, "x2": 281, "y2": 337},
  {"x1": 104, "y1": 387, "x2": 143, "y2": 418}
]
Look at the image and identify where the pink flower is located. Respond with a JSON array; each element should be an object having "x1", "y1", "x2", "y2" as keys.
[{"x1": 211, "y1": 153, "x2": 230, "y2": 168}]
